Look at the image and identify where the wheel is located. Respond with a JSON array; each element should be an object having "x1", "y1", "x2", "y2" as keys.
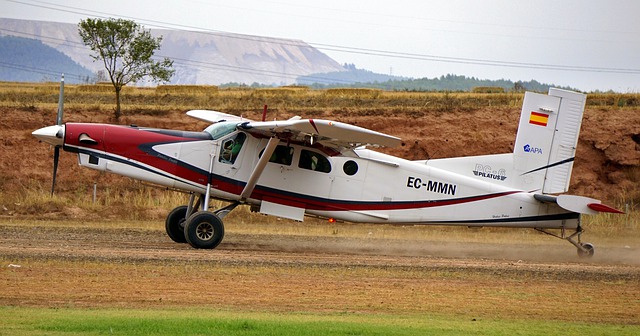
[
  {"x1": 165, "y1": 205, "x2": 188, "y2": 243},
  {"x1": 184, "y1": 211, "x2": 225, "y2": 249},
  {"x1": 577, "y1": 243, "x2": 595, "y2": 258}
]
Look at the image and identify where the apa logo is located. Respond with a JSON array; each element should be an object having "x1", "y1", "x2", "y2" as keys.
[{"x1": 523, "y1": 144, "x2": 543, "y2": 154}]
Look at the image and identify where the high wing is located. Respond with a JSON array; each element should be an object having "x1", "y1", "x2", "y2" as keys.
[
  {"x1": 238, "y1": 119, "x2": 401, "y2": 150},
  {"x1": 187, "y1": 109, "x2": 402, "y2": 151}
]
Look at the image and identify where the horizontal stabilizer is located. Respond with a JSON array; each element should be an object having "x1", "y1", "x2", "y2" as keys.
[{"x1": 534, "y1": 194, "x2": 624, "y2": 214}]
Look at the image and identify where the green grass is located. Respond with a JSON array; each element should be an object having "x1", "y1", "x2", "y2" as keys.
[{"x1": 1, "y1": 307, "x2": 637, "y2": 336}]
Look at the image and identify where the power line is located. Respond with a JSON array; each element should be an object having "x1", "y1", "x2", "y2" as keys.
[
  {"x1": 3, "y1": 0, "x2": 640, "y2": 75},
  {"x1": 264, "y1": 0, "x2": 639, "y2": 36},
  {"x1": 314, "y1": 44, "x2": 640, "y2": 74},
  {"x1": 205, "y1": 0, "x2": 639, "y2": 45}
]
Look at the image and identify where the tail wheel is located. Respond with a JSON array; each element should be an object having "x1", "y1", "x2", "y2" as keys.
[
  {"x1": 577, "y1": 243, "x2": 595, "y2": 258},
  {"x1": 165, "y1": 205, "x2": 188, "y2": 243},
  {"x1": 184, "y1": 211, "x2": 225, "y2": 249}
]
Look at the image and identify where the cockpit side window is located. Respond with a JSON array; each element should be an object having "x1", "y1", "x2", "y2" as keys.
[
  {"x1": 299, "y1": 149, "x2": 331, "y2": 173},
  {"x1": 204, "y1": 122, "x2": 237, "y2": 140},
  {"x1": 219, "y1": 132, "x2": 246, "y2": 164}
]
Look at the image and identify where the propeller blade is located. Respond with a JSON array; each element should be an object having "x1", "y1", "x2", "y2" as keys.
[
  {"x1": 51, "y1": 74, "x2": 64, "y2": 196},
  {"x1": 56, "y1": 74, "x2": 64, "y2": 126},
  {"x1": 51, "y1": 146, "x2": 59, "y2": 196}
]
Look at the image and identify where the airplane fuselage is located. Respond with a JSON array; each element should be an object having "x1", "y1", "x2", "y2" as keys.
[{"x1": 62, "y1": 122, "x2": 577, "y2": 230}]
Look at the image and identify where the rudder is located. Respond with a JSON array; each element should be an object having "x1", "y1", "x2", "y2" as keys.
[{"x1": 513, "y1": 88, "x2": 587, "y2": 193}]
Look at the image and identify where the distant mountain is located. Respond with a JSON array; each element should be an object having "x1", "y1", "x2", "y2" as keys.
[
  {"x1": 0, "y1": 18, "x2": 346, "y2": 85},
  {"x1": 0, "y1": 35, "x2": 93, "y2": 83},
  {"x1": 156, "y1": 28, "x2": 345, "y2": 86}
]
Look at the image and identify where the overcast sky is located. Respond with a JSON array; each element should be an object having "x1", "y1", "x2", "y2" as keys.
[{"x1": 2, "y1": 0, "x2": 639, "y2": 92}]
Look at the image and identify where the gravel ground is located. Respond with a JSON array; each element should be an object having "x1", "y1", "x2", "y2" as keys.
[{"x1": 1, "y1": 224, "x2": 638, "y2": 323}]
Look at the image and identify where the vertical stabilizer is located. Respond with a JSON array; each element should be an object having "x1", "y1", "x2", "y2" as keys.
[{"x1": 513, "y1": 88, "x2": 586, "y2": 193}]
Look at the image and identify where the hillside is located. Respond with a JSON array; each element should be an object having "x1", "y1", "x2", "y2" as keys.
[
  {"x1": 0, "y1": 18, "x2": 345, "y2": 85},
  {"x1": 0, "y1": 35, "x2": 93, "y2": 83}
]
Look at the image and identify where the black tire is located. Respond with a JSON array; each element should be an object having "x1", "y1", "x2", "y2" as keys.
[
  {"x1": 184, "y1": 211, "x2": 225, "y2": 249},
  {"x1": 165, "y1": 205, "x2": 188, "y2": 243},
  {"x1": 577, "y1": 243, "x2": 595, "y2": 258}
]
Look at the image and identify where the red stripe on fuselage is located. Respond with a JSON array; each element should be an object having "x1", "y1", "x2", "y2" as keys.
[
  {"x1": 248, "y1": 187, "x2": 520, "y2": 212},
  {"x1": 65, "y1": 123, "x2": 211, "y2": 185}
]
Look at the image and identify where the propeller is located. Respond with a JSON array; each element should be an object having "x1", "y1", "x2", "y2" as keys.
[
  {"x1": 32, "y1": 74, "x2": 66, "y2": 196},
  {"x1": 51, "y1": 74, "x2": 64, "y2": 195},
  {"x1": 52, "y1": 146, "x2": 60, "y2": 195}
]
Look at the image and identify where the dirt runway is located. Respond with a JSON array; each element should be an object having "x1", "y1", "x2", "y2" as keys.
[{"x1": 1, "y1": 224, "x2": 639, "y2": 323}]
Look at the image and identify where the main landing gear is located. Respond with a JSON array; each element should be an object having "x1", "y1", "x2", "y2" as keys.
[
  {"x1": 535, "y1": 225, "x2": 595, "y2": 258},
  {"x1": 165, "y1": 193, "x2": 238, "y2": 249}
]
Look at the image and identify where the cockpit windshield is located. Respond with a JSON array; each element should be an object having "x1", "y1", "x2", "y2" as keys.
[{"x1": 204, "y1": 122, "x2": 238, "y2": 140}]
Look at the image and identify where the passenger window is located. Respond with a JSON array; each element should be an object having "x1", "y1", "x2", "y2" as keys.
[
  {"x1": 219, "y1": 133, "x2": 246, "y2": 164},
  {"x1": 299, "y1": 150, "x2": 331, "y2": 173},
  {"x1": 343, "y1": 160, "x2": 358, "y2": 176},
  {"x1": 260, "y1": 145, "x2": 294, "y2": 166}
]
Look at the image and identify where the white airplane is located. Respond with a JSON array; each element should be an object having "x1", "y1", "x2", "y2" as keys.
[{"x1": 33, "y1": 80, "x2": 622, "y2": 257}]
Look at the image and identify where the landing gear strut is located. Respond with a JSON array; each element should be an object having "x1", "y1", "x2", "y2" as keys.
[
  {"x1": 535, "y1": 225, "x2": 595, "y2": 258},
  {"x1": 164, "y1": 193, "x2": 239, "y2": 249}
]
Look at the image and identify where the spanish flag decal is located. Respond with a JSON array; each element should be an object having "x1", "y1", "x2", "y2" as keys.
[{"x1": 529, "y1": 111, "x2": 549, "y2": 127}]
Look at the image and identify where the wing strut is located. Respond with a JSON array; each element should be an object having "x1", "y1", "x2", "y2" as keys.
[{"x1": 240, "y1": 137, "x2": 280, "y2": 202}]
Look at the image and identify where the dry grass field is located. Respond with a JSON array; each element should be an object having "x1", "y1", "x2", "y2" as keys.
[{"x1": 0, "y1": 82, "x2": 639, "y2": 333}]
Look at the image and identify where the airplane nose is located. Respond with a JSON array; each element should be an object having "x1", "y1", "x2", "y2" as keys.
[{"x1": 32, "y1": 125, "x2": 65, "y2": 147}]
